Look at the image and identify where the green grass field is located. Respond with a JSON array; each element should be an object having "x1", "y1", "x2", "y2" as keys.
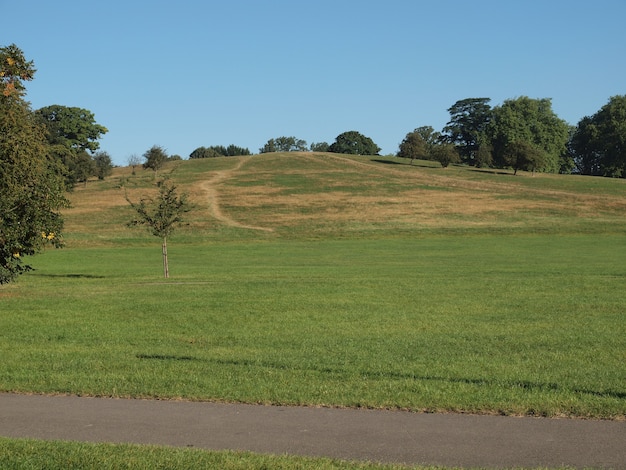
[
  {"x1": 0, "y1": 437, "x2": 422, "y2": 470},
  {"x1": 2, "y1": 235, "x2": 625, "y2": 418},
  {"x1": 1, "y1": 153, "x2": 625, "y2": 467}
]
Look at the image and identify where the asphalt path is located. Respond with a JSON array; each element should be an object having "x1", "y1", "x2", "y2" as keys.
[{"x1": 1, "y1": 393, "x2": 625, "y2": 468}]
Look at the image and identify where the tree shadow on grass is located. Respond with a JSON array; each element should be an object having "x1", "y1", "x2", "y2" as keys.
[
  {"x1": 130, "y1": 355, "x2": 626, "y2": 401},
  {"x1": 371, "y1": 159, "x2": 406, "y2": 166},
  {"x1": 468, "y1": 168, "x2": 516, "y2": 176},
  {"x1": 136, "y1": 354, "x2": 196, "y2": 361},
  {"x1": 32, "y1": 273, "x2": 106, "y2": 279},
  {"x1": 206, "y1": 357, "x2": 626, "y2": 401},
  {"x1": 372, "y1": 159, "x2": 436, "y2": 169}
]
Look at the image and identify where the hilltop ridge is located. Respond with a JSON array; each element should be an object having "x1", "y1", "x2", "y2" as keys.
[{"x1": 64, "y1": 153, "x2": 626, "y2": 245}]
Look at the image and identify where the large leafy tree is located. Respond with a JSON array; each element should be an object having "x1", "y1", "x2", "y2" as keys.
[
  {"x1": 571, "y1": 95, "x2": 626, "y2": 177},
  {"x1": 126, "y1": 180, "x2": 191, "y2": 278},
  {"x1": 487, "y1": 97, "x2": 569, "y2": 173},
  {"x1": 36, "y1": 105, "x2": 107, "y2": 153},
  {"x1": 36, "y1": 104, "x2": 107, "y2": 185},
  {"x1": 0, "y1": 44, "x2": 68, "y2": 283},
  {"x1": 328, "y1": 131, "x2": 380, "y2": 155},
  {"x1": 397, "y1": 129, "x2": 428, "y2": 164},
  {"x1": 398, "y1": 126, "x2": 454, "y2": 167},
  {"x1": 442, "y1": 98, "x2": 492, "y2": 165}
]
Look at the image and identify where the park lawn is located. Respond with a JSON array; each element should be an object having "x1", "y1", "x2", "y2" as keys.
[
  {"x1": 1, "y1": 234, "x2": 625, "y2": 418},
  {"x1": 0, "y1": 437, "x2": 422, "y2": 470},
  {"x1": 2, "y1": 154, "x2": 625, "y2": 468}
]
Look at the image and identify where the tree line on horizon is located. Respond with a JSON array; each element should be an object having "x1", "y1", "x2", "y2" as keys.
[{"x1": 188, "y1": 96, "x2": 625, "y2": 177}]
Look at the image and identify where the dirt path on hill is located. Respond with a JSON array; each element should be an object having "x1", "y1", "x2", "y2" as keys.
[
  {"x1": 198, "y1": 157, "x2": 273, "y2": 232},
  {"x1": 1, "y1": 393, "x2": 625, "y2": 468}
]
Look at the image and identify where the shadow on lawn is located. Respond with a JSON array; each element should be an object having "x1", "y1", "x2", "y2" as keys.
[
  {"x1": 32, "y1": 273, "x2": 106, "y2": 279},
  {"x1": 137, "y1": 354, "x2": 196, "y2": 361},
  {"x1": 371, "y1": 159, "x2": 436, "y2": 169},
  {"x1": 207, "y1": 357, "x2": 626, "y2": 401},
  {"x1": 468, "y1": 168, "x2": 515, "y2": 176},
  {"x1": 132, "y1": 355, "x2": 626, "y2": 401}
]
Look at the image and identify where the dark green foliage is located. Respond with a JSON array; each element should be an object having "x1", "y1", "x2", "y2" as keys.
[
  {"x1": 0, "y1": 44, "x2": 68, "y2": 284},
  {"x1": 36, "y1": 105, "x2": 107, "y2": 153},
  {"x1": 487, "y1": 97, "x2": 569, "y2": 173},
  {"x1": 93, "y1": 151, "x2": 113, "y2": 180},
  {"x1": 559, "y1": 127, "x2": 577, "y2": 175},
  {"x1": 430, "y1": 143, "x2": 460, "y2": 168},
  {"x1": 328, "y1": 131, "x2": 380, "y2": 155},
  {"x1": 190, "y1": 145, "x2": 251, "y2": 159},
  {"x1": 503, "y1": 141, "x2": 546, "y2": 175},
  {"x1": 397, "y1": 126, "x2": 441, "y2": 164},
  {"x1": 443, "y1": 98, "x2": 492, "y2": 164},
  {"x1": 71, "y1": 151, "x2": 96, "y2": 185},
  {"x1": 189, "y1": 146, "x2": 220, "y2": 159},
  {"x1": 224, "y1": 145, "x2": 251, "y2": 156},
  {"x1": 35, "y1": 104, "x2": 108, "y2": 186},
  {"x1": 259, "y1": 136, "x2": 307, "y2": 153},
  {"x1": 310, "y1": 141, "x2": 329, "y2": 152},
  {"x1": 142, "y1": 145, "x2": 168, "y2": 176},
  {"x1": 475, "y1": 143, "x2": 494, "y2": 168},
  {"x1": 397, "y1": 129, "x2": 427, "y2": 163},
  {"x1": 571, "y1": 95, "x2": 626, "y2": 177}
]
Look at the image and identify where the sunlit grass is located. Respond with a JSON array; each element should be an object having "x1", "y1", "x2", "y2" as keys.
[
  {"x1": 63, "y1": 154, "x2": 626, "y2": 246},
  {"x1": 0, "y1": 438, "x2": 422, "y2": 470},
  {"x1": 3, "y1": 154, "x2": 625, "y2": 467},
  {"x1": 2, "y1": 235, "x2": 625, "y2": 418}
]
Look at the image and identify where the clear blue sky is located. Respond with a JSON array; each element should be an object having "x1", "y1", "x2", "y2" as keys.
[{"x1": 3, "y1": 0, "x2": 625, "y2": 165}]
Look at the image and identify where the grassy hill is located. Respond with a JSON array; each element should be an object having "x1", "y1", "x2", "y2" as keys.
[
  {"x1": 2, "y1": 152, "x2": 626, "y2": 420},
  {"x1": 64, "y1": 152, "x2": 626, "y2": 245}
]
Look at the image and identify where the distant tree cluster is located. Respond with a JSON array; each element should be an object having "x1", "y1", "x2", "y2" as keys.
[
  {"x1": 259, "y1": 132, "x2": 381, "y2": 156},
  {"x1": 399, "y1": 97, "x2": 569, "y2": 172},
  {"x1": 397, "y1": 126, "x2": 458, "y2": 167},
  {"x1": 189, "y1": 145, "x2": 251, "y2": 159},
  {"x1": 310, "y1": 142, "x2": 329, "y2": 152},
  {"x1": 259, "y1": 136, "x2": 308, "y2": 153},
  {"x1": 399, "y1": 95, "x2": 626, "y2": 176}
]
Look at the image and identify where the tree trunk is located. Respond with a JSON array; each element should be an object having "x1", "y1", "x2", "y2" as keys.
[{"x1": 162, "y1": 237, "x2": 169, "y2": 278}]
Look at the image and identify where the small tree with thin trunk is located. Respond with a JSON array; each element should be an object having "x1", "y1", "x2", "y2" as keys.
[
  {"x1": 126, "y1": 180, "x2": 190, "y2": 278},
  {"x1": 127, "y1": 154, "x2": 141, "y2": 175}
]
